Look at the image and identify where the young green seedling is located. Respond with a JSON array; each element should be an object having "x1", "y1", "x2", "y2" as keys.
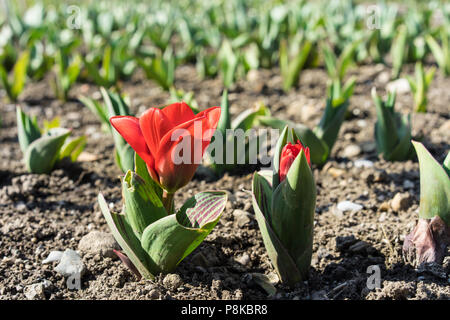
[
  {"x1": 205, "y1": 90, "x2": 270, "y2": 175},
  {"x1": 79, "y1": 87, "x2": 134, "y2": 172},
  {"x1": 137, "y1": 47, "x2": 175, "y2": 91},
  {"x1": 372, "y1": 88, "x2": 414, "y2": 161},
  {"x1": 425, "y1": 29, "x2": 450, "y2": 76},
  {"x1": 403, "y1": 142, "x2": 450, "y2": 266},
  {"x1": 51, "y1": 49, "x2": 82, "y2": 101},
  {"x1": 321, "y1": 40, "x2": 359, "y2": 82},
  {"x1": 407, "y1": 62, "x2": 435, "y2": 113},
  {"x1": 259, "y1": 78, "x2": 355, "y2": 165},
  {"x1": 280, "y1": 34, "x2": 313, "y2": 92},
  {"x1": 0, "y1": 50, "x2": 29, "y2": 102},
  {"x1": 16, "y1": 106, "x2": 86, "y2": 173},
  {"x1": 391, "y1": 25, "x2": 408, "y2": 79}
]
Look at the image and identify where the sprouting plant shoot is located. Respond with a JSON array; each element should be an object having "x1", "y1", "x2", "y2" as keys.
[
  {"x1": 372, "y1": 88, "x2": 414, "y2": 161},
  {"x1": 258, "y1": 77, "x2": 355, "y2": 165},
  {"x1": 137, "y1": 47, "x2": 175, "y2": 91},
  {"x1": 16, "y1": 106, "x2": 86, "y2": 174},
  {"x1": 407, "y1": 62, "x2": 435, "y2": 113},
  {"x1": 51, "y1": 49, "x2": 82, "y2": 101},
  {"x1": 280, "y1": 34, "x2": 312, "y2": 92},
  {"x1": 252, "y1": 126, "x2": 316, "y2": 286},
  {"x1": 391, "y1": 25, "x2": 408, "y2": 79},
  {"x1": 403, "y1": 142, "x2": 449, "y2": 266},
  {"x1": 322, "y1": 40, "x2": 359, "y2": 82},
  {"x1": 79, "y1": 87, "x2": 135, "y2": 172},
  {"x1": 425, "y1": 28, "x2": 450, "y2": 76},
  {"x1": 0, "y1": 50, "x2": 30, "y2": 102},
  {"x1": 204, "y1": 90, "x2": 270, "y2": 175}
]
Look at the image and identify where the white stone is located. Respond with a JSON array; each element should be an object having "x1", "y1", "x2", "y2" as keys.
[
  {"x1": 337, "y1": 201, "x2": 363, "y2": 212},
  {"x1": 387, "y1": 78, "x2": 410, "y2": 94},
  {"x1": 42, "y1": 251, "x2": 63, "y2": 264},
  {"x1": 354, "y1": 159, "x2": 374, "y2": 168}
]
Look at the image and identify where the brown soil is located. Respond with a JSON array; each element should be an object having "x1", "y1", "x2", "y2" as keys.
[{"x1": 0, "y1": 63, "x2": 449, "y2": 300}]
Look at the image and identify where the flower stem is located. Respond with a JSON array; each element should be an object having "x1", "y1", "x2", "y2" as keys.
[{"x1": 162, "y1": 190, "x2": 175, "y2": 214}]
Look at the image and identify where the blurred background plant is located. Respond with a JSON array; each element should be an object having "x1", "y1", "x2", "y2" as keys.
[{"x1": 0, "y1": 0, "x2": 447, "y2": 100}]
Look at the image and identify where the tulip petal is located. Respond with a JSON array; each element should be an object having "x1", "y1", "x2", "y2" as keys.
[
  {"x1": 110, "y1": 116, "x2": 154, "y2": 168},
  {"x1": 139, "y1": 108, "x2": 174, "y2": 159},
  {"x1": 156, "y1": 107, "x2": 221, "y2": 192},
  {"x1": 161, "y1": 102, "x2": 195, "y2": 127}
]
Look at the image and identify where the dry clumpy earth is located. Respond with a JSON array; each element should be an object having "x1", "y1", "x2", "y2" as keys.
[{"x1": 0, "y1": 63, "x2": 449, "y2": 300}]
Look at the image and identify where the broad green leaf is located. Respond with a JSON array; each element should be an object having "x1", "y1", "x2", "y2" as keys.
[
  {"x1": 122, "y1": 170, "x2": 167, "y2": 238},
  {"x1": 59, "y1": 135, "x2": 87, "y2": 162},
  {"x1": 134, "y1": 153, "x2": 162, "y2": 199},
  {"x1": 252, "y1": 171, "x2": 303, "y2": 286},
  {"x1": 117, "y1": 143, "x2": 135, "y2": 172},
  {"x1": 271, "y1": 150, "x2": 316, "y2": 279},
  {"x1": 24, "y1": 128, "x2": 71, "y2": 173},
  {"x1": 140, "y1": 191, "x2": 227, "y2": 273},
  {"x1": 412, "y1": 141, "x2": 450, "y2": 225},
  {"x1": 231, "y1": 102, "x2": 270, "y2": 131},
  {"x1": 16, "y1": 106, "x2": 41, "y2": 153},
  {"x1": 11, "y1": 50, "x2": 30, "y2": 101},
  {"x1": 98, "y1": 193, "x2": 156, "y2": 279},
  {"x1": 258, "y1": 116, "x2": 329, "y2": 165}
]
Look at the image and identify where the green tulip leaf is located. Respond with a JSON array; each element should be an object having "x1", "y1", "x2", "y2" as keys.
[
  {"x1": 258, "y1": 116, "x2": 329, "y2": 165},
  {"x1": 140, "y1": 191, "x2": 227, "y2": 273},
  {"x1": 271, "y1": 125, "x2": 289, "y2": 191},
  {"x1": 252, "y1": 171, "x2": 303, "y2": 286},
  {"x1": 16, "y1": 106, "x2": 41, "y2": 153},
  {"x1": 217, "y1": 89, "x2": 231, "y2": 134},
  {"x1": 134, "y1": 153, "x2": 163, "y2": 199},
  {"x1": 98, "y1": 193, "x2": 156, "y2": 279},
  {"x1": 59, "y1": 135, "x2": 87, "y2": 162},
  {"x1": 24, "y1": 128, "x2": 71, "y2": 173},
  {"x1": 412, "y1": 141, "x2": 450, "y2": 225},
  {"x1": 271, "y1": 150, "x2": 316, "y2": 278},
  {"x1": 122, "y1": 170, "x2": 167, "y2": 238},
  {"x1": 232, "y1": 102, "x2": 270, "y2": 131}
]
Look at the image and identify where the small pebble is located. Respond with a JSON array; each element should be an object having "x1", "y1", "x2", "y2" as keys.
[
  {"x1": 233, "y1": 210, "x2": 252, "y2": 227},
  {"x1": 328, "y1": 167, "x2": 345, "y2": 178},
  {"x1": 403, "y1": 180, "x2": 414, "y2": 189},
  {"x1": 78, "y1": 230, "x2": 119, "y2": 258},
  {"x1": 24, "y1": 283, "x2": 46, "y2": 300},
  {"x1": 236, "y1": 253, "x2": 250, "y2": 266},
  {"x1": 342, "y1": 145, "x2": 361, "y2": 158},
  {"x1": 391, "y1": 192, "x2": 412, "y2": 212},
  {"x1": 337, "y1": 201, "x2": 363, "y2": 212},
  {"x1": 387, "y1": 78, "x2": 410, "y2": 94},
  {"x1": 354, "y1": 159, "x2": 374, "y2": 168},
  {"x1": 163, "y1": 274, "x2": 183, "y2": 291}
]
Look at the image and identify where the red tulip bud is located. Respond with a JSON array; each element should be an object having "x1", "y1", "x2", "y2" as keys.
[{"x1": 279, "y1": 140, "x2": 311, "y2": 182}]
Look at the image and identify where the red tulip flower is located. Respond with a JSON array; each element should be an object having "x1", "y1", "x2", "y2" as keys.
[
  {"x1": 110, "y1": 102, "x2": 220, "y2": 193},
  {"x1": 279, "y1": 140, "x2": 311, "y2": 182}
]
